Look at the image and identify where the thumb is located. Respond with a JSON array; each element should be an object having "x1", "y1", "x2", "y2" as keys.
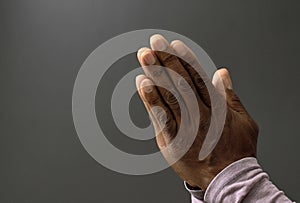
[{"x1": 212, "y1": 68, "x2": 247, "y2": 114}]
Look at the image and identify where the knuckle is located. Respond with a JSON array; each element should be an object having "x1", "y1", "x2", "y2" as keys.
[
  {"x1": 151, "y1": 106, "x2": 165, "y2": 120},
  {"x1": 163, "y1": 118, "x2": 177, "y2": 139},
  {"x1": 161, "y1": 52, "x2": 176, "y2": 64},
  {"x1": 177, "y1": 76, "x2": 193, "y2": 92},
  {"x1": 147, "y1": 95, "x2": 161, "y2": 105},
  {"x1": 163, "y1": 89, "x2": 181, "y2": 108},
  {"x1": 150, "y1": 68, "x2": 163, "y2": 78},
  {"x1": 151, "y1": 107, "x2": 177, "y2": 138},
  {"x1": 157, "y1": 111, "x2": 168, "y2": 124},
  {"x1": 164, "y1": 115, "x2": 175, "y2": 131}
]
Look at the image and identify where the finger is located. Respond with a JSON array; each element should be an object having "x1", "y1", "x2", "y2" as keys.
[
  {"x1": 150, "y1": 34, "x2": 207, "y2": 117},
  {"x1": 212, "y1": 68, "x2": 248, "y2": 114},
  {"x1": 170, "y1": 40, "x2": 215, "y2": 108},
  {"x1": 136, "y1": 75, "x2": 165, "y2": 147},
  {"x1": 212, "y1": 68, "x2": 231, "y2": 99},
  {"x1": 135, "y1": 74, "x2": 160, "y2": 133},
  {"x1": 137, "y1": 47, "x2": 183, "y2": 127},
  {"x1": 135, "y1": 75, "x2": 177, "y2": 144}
]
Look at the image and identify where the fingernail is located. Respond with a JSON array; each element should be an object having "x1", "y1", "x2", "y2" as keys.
[
  {"x1": 142, "y1": 51, "x2": 155, "y2": 65},
  {"x1": 135, "y1": 75, "x2": 145, "y2": 89},
  {"x1": 140, "y1": 79, "x2": 153, "y2": 93},
  {"x1": 137, "y1": 48, "x2": 146, "y2": 58},
  {"x1": 222, "y1": 77, "x2": 232, "y2": 89},
  {"x1": 150, "y1": 34, "x2": 168, "y2": 51},
  {"x1": 172, "y1": 42, "x2": 187, "y2": 57}
]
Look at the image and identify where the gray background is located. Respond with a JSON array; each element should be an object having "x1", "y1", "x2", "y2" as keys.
[{"x1": 1, "y1": 0, "x2": 299, "y2": 202}]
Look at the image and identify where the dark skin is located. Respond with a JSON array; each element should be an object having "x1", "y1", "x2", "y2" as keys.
[{"x1": 136, "y1": 34, "x2": 259, "y2": 190}]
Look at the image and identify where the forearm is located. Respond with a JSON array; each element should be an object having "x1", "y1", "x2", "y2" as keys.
[{"x1": 185, "y1": 157, "x2": 294, "y2": 203}]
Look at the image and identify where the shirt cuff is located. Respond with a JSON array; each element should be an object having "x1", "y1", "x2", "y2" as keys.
[
  {"x1": 184, "y1": 157, "x2": 259, "y2": 202},
  {"x1": 184, "y1": 181, "x2": 204, "y2": 200}
]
